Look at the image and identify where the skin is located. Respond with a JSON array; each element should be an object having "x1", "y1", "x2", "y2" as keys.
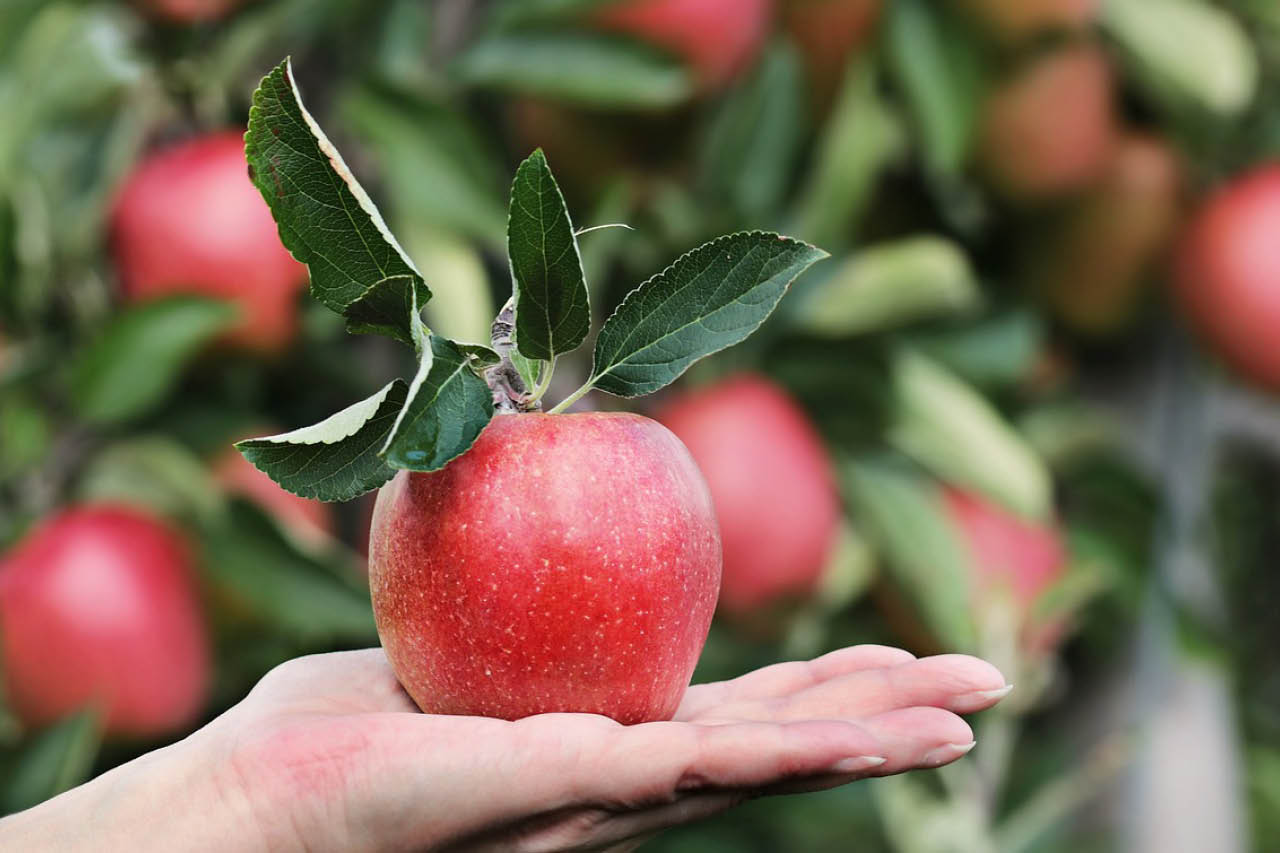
[
  {"x1": 0, "y1": 645, "x2": 1009, "y2": 851},
  {"x1": 656, "y1": 375, "x2": 840, "y2": 616}
]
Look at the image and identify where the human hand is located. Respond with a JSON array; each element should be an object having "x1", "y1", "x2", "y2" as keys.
[{"x1": 1, "y1": 645, "x2": 1008, "y2": 852}]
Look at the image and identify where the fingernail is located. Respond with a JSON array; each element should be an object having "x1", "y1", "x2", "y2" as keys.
[
  {"x1": 949, "y1": 684, "x2": 1014, "y2": 712},
  {"x1": 829, "y1": 755, "x2": 887, "y2": 774},
  {"x1": 922, "y1": 741, "x2": 976, "y2": 767}
]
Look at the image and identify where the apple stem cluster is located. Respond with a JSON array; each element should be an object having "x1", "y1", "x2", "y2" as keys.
[{"x1": 485, "y1": 298, "x2": 538, "y2": 413}]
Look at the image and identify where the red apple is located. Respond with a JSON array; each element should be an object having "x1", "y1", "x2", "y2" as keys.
[
  {"x1": 954, "y1": 0, "x2": 1095, "y2": 42},
  {"x1": 135, "y1": 0, "x2": 246, "y2": 23},
  {"x1": 0, "y1": 506, "x2": 210, "y2": 736},
  {"x1": 110, "y1": 132, "x2": 307, "y2": 352},
  {"x1": 368, "y1": 412, "x2": 721, "y2": 724},
  {"x1": 213, "y1": 443, "x2": 335, "y2": 548},
  {"x1": 1176, "y1": 164, "x2": 1280, "y2": 391},
  {"x1": 593, "y1": 0, "x2": 774, "y2": 90},
  {"x1": 978, "y1": 43, "x2": 1117, "y2": 201},
  {"x1": 655, "y1": 374, "x2": 840, "y2": 617},
  {"x1": 781, "y1": 0, "x2": 882, "y2": 115},
  {"x1": 1032, "y1": 134, "x2": 1183, "y2": 335}
]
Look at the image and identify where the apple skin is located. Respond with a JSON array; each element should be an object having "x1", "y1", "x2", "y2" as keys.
[
  {"x1": 781, "y1": 0, "x2": 882, "y2": 116},
  {"x1": 978, "y1": 43, "x2": 1116, "y2": 202},
  {"x1": 136, "y1": 0, "x2": 245, "y2": 23},
  {"x1": 593, "y1": 0, "x2": 774, "y2": 90},
  {"x1": 213, "y1": 444, "x2": 335, "y2": 547},
  {"x1": 1032, "y1": 134, "x2": 1182, "y2": 336},
  {"x1": 368, "y1": 412, "x2": 721, "y2": 724},
  {"x1": 1176, "y1": 165, "x2": 1280, "y2": 391},
  {"x1": 110, "y1": 132, "x2": 307, "y2": 352},
  {"x1": 655, "y1": 374, "x2": 840, "y2": 617},
  {"x1": 955, "y1": 0, "x2": 1095, "y2": 42},
  {"x1": 0, "y1": 506, "x2": 210, "y2": 736}
]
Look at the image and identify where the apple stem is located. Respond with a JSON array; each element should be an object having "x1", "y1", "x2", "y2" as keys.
[
  {"x1": 485, "y1": 298, "x2": 538, "y2": 413},
  {"x1": 547, "y1": 379, "x2": 594, "y2": 414},
  {"x1": 528, "y1": 355, "x2": 557, "y2": 404}
]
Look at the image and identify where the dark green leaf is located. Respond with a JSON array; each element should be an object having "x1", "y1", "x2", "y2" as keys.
[
  {"x1": 508, "y1": 149, "x2": 590, "y2": 361},
  {"x1": 885, "y1": 0, "x2": 985, "y2": 175},
  {"x1": 910, "y1": 310, "x2": 1044, "y2": 388},
  {"x1": 237, "y1": 380, "x2": 409, "y2": 502},
  {"x1": 70, "y1": 297, "x2": 236, "y2": 424},
  {"x1": 0, "y1": 710, "x2": 101, "y2": 815},
  {"x1": 699, "y1": 43, "x2": 806, "y2": 219},
  {"x1": 200, "y1": 501, "x2": 375, "y2": 642},
  {"x1": 246, "y1": 59, "x2": 427, "y2": 326},
  {"x1": 343, "y1": 274, "x2": 431, "y2": 346},
  {"x1": 458, "y1": 343, "x2": 502, "y2": 373},
  {"x1": 588, "y1": 232, "x2": 827, "y2": 397},
  {"x1": 381, "y1": 335, "x2": 495, "y2": 471},
  {"x1": 454, "y1": 31, "x2": 693, "y2": 109}
]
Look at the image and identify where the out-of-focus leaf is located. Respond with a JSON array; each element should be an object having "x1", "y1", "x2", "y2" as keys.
[
  {"x1": 490, "y1": 0, "x2": 613, "y2": 27},
  {"x1": 1019, "y1": 403, "x2": 1119, "y2": 469},
  {"x1": 70, "y1": 297, "x2": 237, "y2": 425},
  {"x1": 77, "y1": 437, "x2": 223, "y2": 523},
  {"x1": 890, "y1": 348, "x2": 1052, "y2": 520},
  {"x1": 0, "y1": 710, "x2": 101, "y2": 815},
  {"x1": 508, "y1": 149, "x2": 590, "y2": 361},
  {"x1": 885, "y1": 0, "x2": 985, "y2": 175},
  {"x1": 909, "y1": 309, "x2": 1043, "y2": 388},
  {"x1": 0, "y1": 390, "x2": 49, "y2": 479},
  {"x1": 843, "y1": 456, "x2": 977, "y2": 651},
  {"x1": 338, "y1": 83, "x2": 507, "y2": 249},
  {"x1": 792, "y1": 236, "x2": 980, "y2": 337},
  {"x1": 1103, "y1": 0, "x2": 1258, "y2": 118},
  {"x1": 200, "y1": 500, "x2": 376, "y2": 642},
  {"x1": 246, "y1": 59, "x2": 426, "y2": 340},
  {"x1": 587, "y1": 232, "x2": 828, "y2": 397},
  {"x1": 380, "y1": 336, "x2": 494, "y2": 471},
  {"x1": 398, "y1": 225, "x2": 496, "y2": 345},
  {"x1": 453, "y1": 31, "x2": 693, "y2": 109},
  {"x1": 698, "y1": 42, "x2": 806, "y2": 219},
  {"x1": 238, "y1": 380, "x2": 409, "y2": 502},
  {"x1": 791, "y1": 57, "x2": 905, "y2": 252}
]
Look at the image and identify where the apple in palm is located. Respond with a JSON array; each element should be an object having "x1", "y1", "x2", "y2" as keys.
[
  {"x1": 656, "y1": 374, "x2": 841, "y2": 617},
  {"x1": 0, "y1": 506, "x2": 210, "y2": 736},
  {"x1": 368, "y1": 412, "x2": 721, "y2": 725}
]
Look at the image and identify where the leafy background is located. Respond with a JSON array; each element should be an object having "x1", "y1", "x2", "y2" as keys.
[{"x1": 2, "y1": 0, "x2": 1280, "y2": 850}]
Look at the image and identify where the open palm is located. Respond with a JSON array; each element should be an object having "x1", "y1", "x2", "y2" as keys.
[{"x1": 204, "y1": 646, "x2": 1009, "y2": 852}]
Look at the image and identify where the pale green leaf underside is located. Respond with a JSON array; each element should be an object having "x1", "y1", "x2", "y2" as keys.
[
  {"x1": 237, "y1": 380, "x2": 408, "y2": 502},
  {"x1": 381, "y1": 335, "x2": 494, "y2": 471},
  {"x1": 246, "y1": 59, "x2": 426, "y2": 339},
  {"x1": 509, "y1": 149, "x2": 590, "y2": 361},
  {"x1": 590, "y1": 231, "x2": 828, "y2": 397}
]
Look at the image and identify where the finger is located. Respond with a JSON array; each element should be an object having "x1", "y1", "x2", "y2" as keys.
[
  {"x1": 696, "y1": 654, "x2": 1009, "y2": 724},
  {"x1": 675, "y1": 645, "x2": 917, "y2": 721},
  {"x1": 856, "y1": 706, "x2": 977, "y2": 775},
  {"x1": 243, "y1": 649, "x2": 417, "y2": 715}
]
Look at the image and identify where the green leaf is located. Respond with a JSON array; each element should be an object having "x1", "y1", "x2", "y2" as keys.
[
  {"x1": 508, "y1": 149, "x2": 590, "y2": 361},
  {"x1": 77, "y1": 436, "x2": 223, "y2": 523},
  {"x1": 843, "y1": 457, "x2": 977, "y2": 652},
  {"x1": 910, "y1": 310, "x2": 1043, "y2": 388},
  {"x1": 510, "y1": 348, "x2": 543, "y2": 391},
  {"x1": 0, "y1": 710, "x2": 101, "y2": 815},
  {"x1": 200, "y1": 501, "x2": 375, "y2": 642},
  {"x1": 792, "y1": 236, "x2": 980, "y2": 338},
  {"x1": 889, "y1": 348, "x2": 1051, "y2": 520},
  {"x1": 458, "y1": 343, "x2": 502, "y2": 373},
  {"x1": 237, "y1": 380, "x2": 409, "y2": 502},
  {"x1": 381, "y1": 335, "x2": 495, "y2": 471},
  {"x1": 698, "y1": 42, "x2": 806, "y2": 219},
  {"x1": 588, "y1": 232, "x2": 828, "y2": 397},
  {"x1": 453, "y1": 31, "x2": 693, "y2": 109},
  {"x1": 1103, "y1": 0, "x2": 1258, "y2": 118},
  {"x1": 343, "y1": 274, "x2": 431, "y2": 346},
  {"x1": 70, "y1": 297, "x2": 236, "y2": 425},
  {"x1": 885, "y1": 0, "x2": 985, "y2": 175},
  {"x1": 246, "y1": 59, "x2": 427, "y2": 335}
]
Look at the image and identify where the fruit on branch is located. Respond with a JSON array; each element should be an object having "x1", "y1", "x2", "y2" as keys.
[
  {"x1": 954, "y1": 0, "x2": 1096, "y2": 42},
  {"x1": 1176, "y1": 164, "x2": 1280, "y2": 391},
  {"x1": 0, "y1": 506, "x2": 210, "y2": 736},
  {"x1": 213, "y1": 443, "x2": 334, "y2": 547},
  {"x1": 781, "y1": 0, "x2": 881, "y2": 115},
  {"x1": 593, "y1": 0, "x2": 774, "y2": 90},
  {"x1": 1031, "y1": 134, "x2": 1183, "y2": 335},
  {"x1": 942, "y1": 488, "x2": 1066, "y2": 652},
  {"x1": 656, "y1": 374, "x2": 840, "y2": 616},
  {"x1": 111, "y1": 132, "x2": 307, "y2": 352},
  {"x1": 135, "y1": 0, "x2": 245, "y2": 23},
  {"x1": 978, "y1": 42, "x2": 1117, "y2": 201},
  {"x1": 368, "y1": 413, "x2": 720, "y2": 724}
]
